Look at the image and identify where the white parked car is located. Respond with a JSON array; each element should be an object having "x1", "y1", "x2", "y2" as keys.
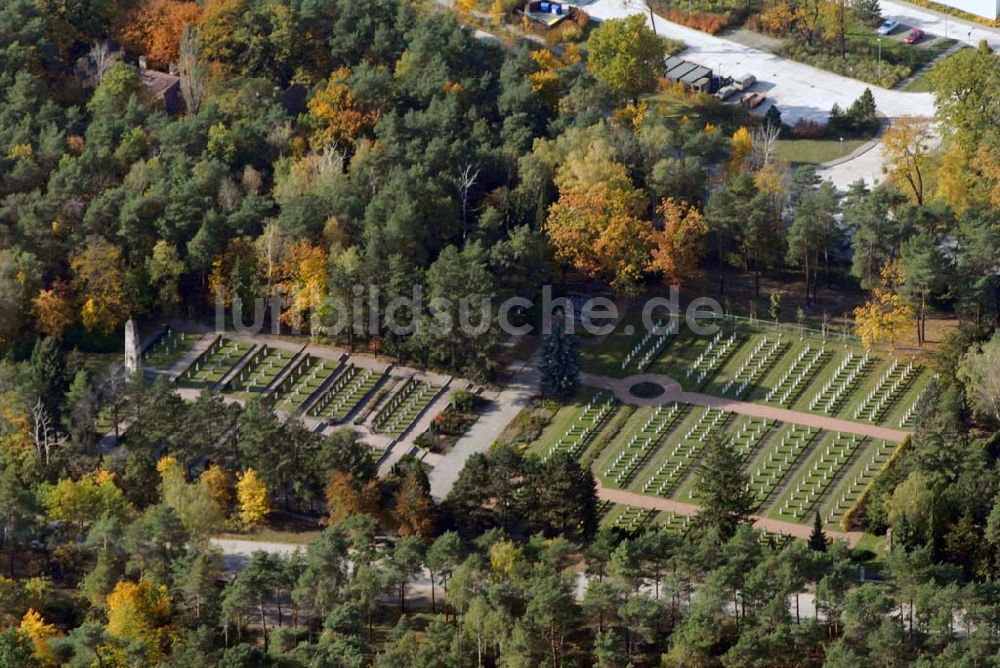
[
  {"x1": 876, "y1": 19, "x2": 899, "y2": 35},
  {"x1": 715, "y1": 84, "x2": 739, "y2": 100}
]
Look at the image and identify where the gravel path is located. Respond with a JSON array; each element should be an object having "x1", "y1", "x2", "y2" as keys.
[
  {"x1": 583, "y1": 372, "x2": 911, "y2": 441},
  {"x1": 597, "y1": 483, "x2": 866, "y2": 545}
]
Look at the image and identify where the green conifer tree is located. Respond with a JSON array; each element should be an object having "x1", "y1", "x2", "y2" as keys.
[{"x1": 539, "y1": 314, "x2": 579, "y2": 400}]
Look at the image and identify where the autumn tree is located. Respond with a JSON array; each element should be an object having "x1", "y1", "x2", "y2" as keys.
[
  {"x1": 105, "y1": 580, "x2": 172, "y2": 662},
  {"x1": 70, "y1": 237, "x2": 127, "y2": 334},
  {"x1": 42, "y1": 471, "x2": 131, "y2": 538},
  {"x1": 853, "y1": 260, "x2": 914, "y2": 349},
  {"x1": 19, "y1": 609, "x2": 56, "y2": 666},
  {"x1": 200, "y1": 465, "x2": 234, "y2": 515},
  {"x1": 881, "y1": 116, "x2": 931, "y2": 206},
  {"x1": 545, "y1": 158, "x2": 653, "y2": 294},
  {"x1": 728, "y1": 126, "x2": 752, "y2": 176},
  {"x1": 118, "y1": 0, "x2": 202, "y2": 69},
  {"x1": 325, "y1": 471, "x2": 380, "y2": 526},
  {"x1": 586, "y1": 15, "x2": 666, "y2": 100},
  {"x1": 307, "y1": 67, "x2": 381, "y2": 148},
  {"x1": 235, "y1": 468, "x2": 270, "y2": 530},
  {"x1": 279, "y1": 240, "x2": 328, "y2": 333},
  {"x1": 392, "y1": 469, "x2": 435, "y2": 538},
  {"x1": 208, "y1": 237, "x2": 259, "y2": 318},
  {"x1": 647, "y1": 198, "x2": 708, "y2": 286},
  {"x1": 33, "y1": 282, "x2": 76, "y2": 338}
]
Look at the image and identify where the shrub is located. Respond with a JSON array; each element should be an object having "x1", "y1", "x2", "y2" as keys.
[
  {"x1": 791, "y1": 119, "x2": 827, "y2": 139},
  {"x1": 451, "y1": 388, "x2": 477, "y2": 412},
  {"x1": 661, "y1": 8, "x2": 737, "y2": 34},
  {"x1": 663, "y1": 37, "x2": 685, "y2": 56}
]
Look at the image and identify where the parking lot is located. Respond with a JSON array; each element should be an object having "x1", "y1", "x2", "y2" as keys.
[{"x1": 587, "y1": 0, "x2": 937, "y2": 125}]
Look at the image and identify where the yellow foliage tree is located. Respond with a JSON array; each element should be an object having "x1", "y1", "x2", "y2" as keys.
[
  {"x1": 20, "y1": 609, "x2": 57, "y2": 666},
  {"x1": 455, "y1": 0, "x2": 477, "y2": 16},
  {"x1": 881, "y1": 116, "x2": 931, "y2": 206},
  {"x1": 70, "y1": 237, "x2": 127, "y2": 334},
  {"x1": 854, "y1": 261, "x2": 915, "y2": 349},
  {"x1": 489, "y1": 540, "x2": 523, "y2": 578},
  {"x1": 207, "y1": 237, "x2": 257, "y2": 308},
  {"x1": 545, "y1": 158, "x2": 655, "y2": 294},
  {"x1": 106, "y1": 580, "x2": 172, "y2": 661},
  {"x1": 528, "y1": 49, "x2": 562, "y2": 108},
  {"x1": 647, "y1": 198, "x2": 708, "y2": 285},
  {"x1": 279, "y1": 240, "x2": 329, "y2": 332},
  {"x1": 0, "y1": 391, "x2": 35, "y2": 462},
  {"x1": 729, "y1": 126, "x2": 752, "y2": 175},
  {"x1": 236, "y1": 468, "x2": 271, "y2": 529},
  {"x1": 612, "y1": 100, "x2": 649, "y2": 132},
  {"x1": 200, "y1": 464, "x2": 234, "y2": 514},
  {"x1": 308, "y1": 67, "x2": 381, "y2": 148},
  {"x1": 968, "y1": 145, "x2": 1000, "y2": 210},
  {"x1": 42, "y1": 471, "x2": 131, "y2": 537}
]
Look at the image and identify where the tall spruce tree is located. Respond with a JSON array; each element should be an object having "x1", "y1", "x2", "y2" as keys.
[
  {"x1": 809, "y1": 511, "x2": 828, "y2": 552},
  {"x1": 694, "y1": 438, "x2": 755, "y2": 541},
  {"x1": 539, "y1": 314, "x2": 580, "y2": 400}
]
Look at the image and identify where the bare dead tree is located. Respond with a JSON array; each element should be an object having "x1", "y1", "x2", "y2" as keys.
[
  {"x1": 625, "y1": 0, "x2": 658, "y2": 35},
  {"x1": 102, "y1": 365, "x2": 129, "y2": 443},
  {"x1": 179, "y1": 25, "x2": 206, "y2": 114},
  {"x1": 751, "y1": 120, "x2": 781, "y2": 169},
  {"x1": 89, "y1": 40, "x2": 118, "y2": 85},
  {"x1": 31, "y1": 399, "x2": 65, "y2": 465},
  {"x1": 318, "y1": 143, "x2": 348, "y2": 174},
  {"x1": 454, "y1": 164, "x2": 480, "y2": 241}
]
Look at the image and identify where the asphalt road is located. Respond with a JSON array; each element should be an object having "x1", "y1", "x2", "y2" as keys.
[{"x1": 587, "y1": 0, "x2": 936, "y2": 126}]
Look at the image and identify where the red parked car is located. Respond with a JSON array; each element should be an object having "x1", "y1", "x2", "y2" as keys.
[{"x1": 905, "y1": 29, "x2": 925, "y2": 44}]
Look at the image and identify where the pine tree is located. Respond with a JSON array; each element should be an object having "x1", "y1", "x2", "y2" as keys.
[
  {"x1": 694, "y1": 438, "x2": 755, "y2": 541},
  {"x1": 539, "y1": 314, "x2": 580, "y2": 400},
  {"x1": 809, "y1": 511, "x2": 828, "y2": 552}
]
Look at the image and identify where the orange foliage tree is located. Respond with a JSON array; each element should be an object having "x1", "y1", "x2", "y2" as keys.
[
  {"x1": 647, "y1": 198, "x2": 709, "y2": 285},
  {"x1": 119, "y1": 0, "x2": 203, "y2": 69},
  {"x1": 33, "y1": 281, "x2": 76, "y2": 337},
  {"x1": 324, "y1": 471, "x2": 380, "y2": 526},
  {"x1": 307, "y1": 67, "x2": 381, "y2": 148},
  {"x1": 544, "y1": 161, "x2": 654, "y2": 294}
]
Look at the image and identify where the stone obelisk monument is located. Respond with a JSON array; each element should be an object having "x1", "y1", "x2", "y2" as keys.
[{"x1": 124, "y1": 318, "x2": 140, "y2": 374}]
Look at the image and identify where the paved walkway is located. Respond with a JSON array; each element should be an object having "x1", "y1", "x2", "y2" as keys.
[
  {"x1": 583, "y1": 372, "x2": 910, "y2": 442},
  {"x1": 428, "y1": 353, "x2": 540, "y2": 500},
  {"x1": 597, "y1": 483, "x2": 866, "y2": 546},
  {"x1": 881, "y1": 0, "x2": 1000, "y2": 50}
]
